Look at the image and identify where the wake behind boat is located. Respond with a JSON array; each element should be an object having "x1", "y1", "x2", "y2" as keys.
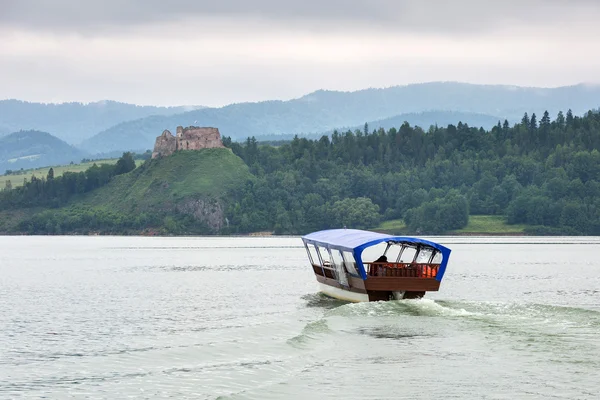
[{"x1": 301, "y1": 229, "x2": 451, "y2": 302}]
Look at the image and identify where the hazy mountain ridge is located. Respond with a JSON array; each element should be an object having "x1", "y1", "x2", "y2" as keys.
[
  {"x1": 80, "y1": 82, "x2": 600, "y2": 154},
  {"x1": 0, "y1": 99, "x2": 204, "y2": 145},
  {"x1": 0, "y1": 130, "x2": 87, "y2": 173},
  {"x1": 299, "y1": 82, "x2": 600, "y2": 118},
  {"x1": 251, "y1": 110, "x2": 505, "y2": 143},
  {"x1": 342, "y1": 110, "x2": 505, "y2": 133}
]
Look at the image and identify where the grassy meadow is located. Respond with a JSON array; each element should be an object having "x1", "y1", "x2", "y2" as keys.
[
  {"x1": 0, "y1": 159, "x2": 144, "y2": 189},
  {"x1": 374, "y1": 215, "x2": 526, "y2": 235},
  {"x1": 450, "y1": 215, "x2": 526, "y2": 234},
  {"x1": 79, "y1": 148, "x2": 252, "y2": 212}
]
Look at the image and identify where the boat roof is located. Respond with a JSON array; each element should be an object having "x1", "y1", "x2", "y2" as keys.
[{"x1": 302, "y1": 229, "x2": 450, "y2": 254}]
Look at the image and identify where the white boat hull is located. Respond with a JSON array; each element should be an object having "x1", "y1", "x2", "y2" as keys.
[{"x1": 318, "y1": 282, "x2": 369, "y2": 302}]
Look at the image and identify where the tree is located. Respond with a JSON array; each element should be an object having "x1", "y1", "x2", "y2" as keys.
[
  {"x1": 4, "y1": 180, "x2": 12, "y2": 191},
  {"x1": 47, "y1": 168, "x2": 54, "y2": 181},
  {"x1": 556, "y1": 111, "x2": 565, "y2": 128},
  {"x1": 529, "y1": 113, "x2": 537, "y2": 131},
  {"x1": 405, "y1": 191, "x2": 468, "y2": 233},
  {"x1": 540, "y1": 110, "x2": 551, "y2": 129},
  {"x1": 114, "y1": 152, "x2": 136, "y2": 175},
  {"x1": 566, "y1": 109, "x2": 574, "y2": 126},
  {"x1": 329, "y1": 197, "x2": 380, "y2": 230}
]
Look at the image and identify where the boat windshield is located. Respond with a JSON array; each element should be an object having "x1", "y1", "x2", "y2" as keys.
[{"x1": 361, "y1": 241, "x2": 441, "y2": 264}]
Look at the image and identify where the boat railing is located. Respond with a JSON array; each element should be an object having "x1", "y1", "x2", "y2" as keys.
[{"x1": 365, "y1": 262, "x2": 439, "y2": 278}]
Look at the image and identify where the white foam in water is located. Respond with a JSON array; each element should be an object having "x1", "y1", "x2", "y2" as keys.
[
  {"x1": 405, "y1": 298, "x2": 476, "y2": 317},
  {"x1": 325, "y1": 298, "x2": 475, "y2": 319}
]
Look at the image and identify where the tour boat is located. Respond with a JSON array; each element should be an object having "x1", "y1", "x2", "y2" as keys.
[{"x1": 301, "y1": 229, "x2": 451, "y2": 302}]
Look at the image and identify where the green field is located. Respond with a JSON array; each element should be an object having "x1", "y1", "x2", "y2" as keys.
[
  {"x1": 450, "y1": 215, "x2": 527, "y2": 234},
  {"x1": 374, "y1": 215, "x2": 527, "y2": 235},
  {"x1": 0, "y1": 159, "x2": 144, "y2": 189},
  {"x1": 374, "y1": 219, "x2": 407, "y2": 234}
]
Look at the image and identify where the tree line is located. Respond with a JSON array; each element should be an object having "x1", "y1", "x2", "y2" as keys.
[
  {"x1": 2, "y1": 109, "x2": 600, "y2": 235},
  {"x1": 0, "y1": 152, "x2": 136, "y2": 209},
  {"x1": 222, "y1": 108, "x2": 600, "y2": 235}
]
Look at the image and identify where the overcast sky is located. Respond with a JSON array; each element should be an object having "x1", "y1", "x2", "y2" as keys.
[{"x1": 1, "y1": 0, "x2": 599, "y2": 107}]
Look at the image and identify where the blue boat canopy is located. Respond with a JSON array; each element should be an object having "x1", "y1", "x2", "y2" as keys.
[
  {"x1": 302, "y1": 229, "x2": 451, "y2": 281},
  {"x1": 302, "y1": 229, "x2": 450, "y2": 253}
]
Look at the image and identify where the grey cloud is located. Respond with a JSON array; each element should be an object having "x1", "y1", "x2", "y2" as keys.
[{"x1": 1, "y1": 0, "x2": 599, "y2": 34}]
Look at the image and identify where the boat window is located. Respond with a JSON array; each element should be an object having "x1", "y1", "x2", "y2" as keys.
[
  {"x1": 341, "y1": 251, "x2": 359, "y2": 276},
  {"x1": 360, "y1": 242, "x2": 388, "y2": 263},
  {"x1": 316, "y1": 245, "x2": 331, "y2": 266},
  {"x1": 431, "y1": 251, "x2": 443, "y2": 264},
  {"x1": 385, "y1": 244, "x2": 402, "y2": 263},
  {"x1": 330, "y1": 250, "x2": 344, "y2": 269},
  {"x1": 416, "y1": 247, "x2": 434, "y2": 263},
  {"x1": 306, "y1": 244, "x2": 321, "y2": 266},
  {"x1": 399, "y1": 246, "x2": 417, "y2": 263}
]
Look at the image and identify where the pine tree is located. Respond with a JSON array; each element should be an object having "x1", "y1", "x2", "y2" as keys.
[
  {"x1": 530, "y1": 113, "x2": 538, "y2": 131},
  {"x1": 47, "y1": 168, "x2": 54, "y2": 180},
  {"x1": 556, "y1": 111, "x2": 565, "y2": 128},
  {"x1": 541, "y1": 110, "x2": 550, "y2": 127},
  {"x1": 540, "y1": 111, "x2": 550, "y2": 135},
  {"x1": 566, "y1": 109, "x2": 574, "y2": 126}
]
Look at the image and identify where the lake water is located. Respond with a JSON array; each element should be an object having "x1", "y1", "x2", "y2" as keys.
[{"x1": 1, "y1": 236, "x2": 599, "y2": 399}]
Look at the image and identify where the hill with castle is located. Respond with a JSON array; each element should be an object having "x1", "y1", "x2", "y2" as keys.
[
  {"x1": 151, "y1": 126, "x2": 226, "y2": 158},
  {"x1": 0, "y1": 125, "x2": 252, "y2": 235}
]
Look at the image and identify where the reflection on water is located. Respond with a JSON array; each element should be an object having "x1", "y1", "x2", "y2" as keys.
[{"x1": 0, "y1": 236, "x2": 599, "y2": 399}]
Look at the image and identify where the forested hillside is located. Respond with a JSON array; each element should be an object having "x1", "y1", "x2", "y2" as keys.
[
  {"x1": 0, "y1": 150, "x2": 252, "y2": 234},
  {"x1": 0, "y1": 130, "x2": 87, "y2": 172},
  {"x1": 1, "y1": 109, "x2": 599, "y2": 235},
  {"x1": 224, "y1": 109, "x2": 600, "y2": 235}
]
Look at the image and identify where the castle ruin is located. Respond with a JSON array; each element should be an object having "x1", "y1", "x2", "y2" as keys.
[{"x1": 152, "y1": 126, "x2": 225, "y2": 158}]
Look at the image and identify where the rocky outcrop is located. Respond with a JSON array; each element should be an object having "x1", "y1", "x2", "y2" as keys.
[
  {"x1": 176, "y1": 197, "x2": 224, "y2": 232},
  {"x1": 152, "y1": 126, "x2": 225, "y2": 158}
]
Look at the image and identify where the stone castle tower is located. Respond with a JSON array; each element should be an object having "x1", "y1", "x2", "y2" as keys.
[{"x1": 152, "y1": 126, "x2": 225, "y2": 158}]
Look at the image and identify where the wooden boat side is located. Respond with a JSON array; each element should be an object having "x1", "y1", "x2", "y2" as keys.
[
  {"x1": 312, "y1": 263, "x2": 440, "y2": 302},
  {"x1": 363, "y1": 277, "x2": 440, "y2": 292},
  {"x1": 315, "y1": 274, "x2": 367, "y2": 294}
]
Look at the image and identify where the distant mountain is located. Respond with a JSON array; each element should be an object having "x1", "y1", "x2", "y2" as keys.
[
  {"x1": 0, "y1": 130, "x2": 87, "y2": 173},
  {"x1": 0, "y1": 100, "x2": 204, "y2": 145},
  {"x1": 252, "y1": 111, "x2": 505, "y2": 142},
  {"x1": 343, "y1": 110, "x2": 505, "y2": 133},
  {"x1": 80, "y1": 82, "x2": 600, "y2": 154}
]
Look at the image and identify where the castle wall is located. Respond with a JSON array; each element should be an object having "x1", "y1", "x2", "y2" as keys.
[
  {"x1": 152, "y1": 126, "x2": 225, "y2": 158},
  {"x1": 152, "y1": 130, "x2": 177, "y2": 158}
]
